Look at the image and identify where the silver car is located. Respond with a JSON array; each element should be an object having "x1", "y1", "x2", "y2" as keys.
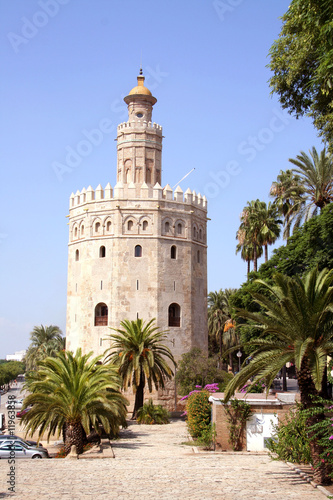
[{"x1": 0, "y1": 440, "x2": 49, "y2": 459}]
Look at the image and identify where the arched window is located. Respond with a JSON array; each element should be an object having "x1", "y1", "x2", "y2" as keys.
[
  {"x1": 81, "y1": 225, "x2": 84, "y2": 236},
  {"x1": 128, "y1": 220, "x2": 133, "y2": 231},
  {"x1": 177, "y1": 223, "x2": 182, "y2": 235},
  {"x1": 94, "y1": 303, "x2": 108, "y2": 326},
  {"x1": 168, "y1": 303, "x2": 181, "y2": 327},
  {"x1": 193, "y1": 226, "x2": 197, "y2": 239},
  {"x1": 146, "y1": 168, "x2": 151, "y2": 184},
  {"x1": 197, "y1": 250, "x2": 200, "y2": 263},
  {"x1": 95, "y1": 222, "x2": 100, "y2": 233},
  {"x1": 135, "y1": 245, "x2": 142, "y2": 257},
  {"x1": 199, "y1": 228, "x2": 202, "y2": 240},
  {"x1": 74, "y1": 227, "x2": 78, "y2": 238},
  {"x1": 142, "y1": 220, "x2": 148, "y2": 231},
  {"x1": 171, "y1": 245, "x2": 177, "y2": 259},
  {"x1": 165, "y1": 221, "x2": 170, "y2": 233},
  {"x1": 99, "y1": 246, "x2": 106, "y2": 258},
  {"x1": 75, "y1": 249, "x2": 79, "y2": 262},
  {"x1": 106, "y1": 221, "x2": 112, "y2": 232}
]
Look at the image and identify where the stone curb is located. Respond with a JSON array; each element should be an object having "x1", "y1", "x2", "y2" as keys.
[{"x1": 286, "y1": 462, "x2": 333, "y2": 498}]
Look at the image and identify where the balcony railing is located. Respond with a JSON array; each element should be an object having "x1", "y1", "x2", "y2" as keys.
[
  {"x1": 169, "y1": 317, "x2": 180, "y2": 327},
  {"x1": 95, "y1": 316, "x2": 108, "y2": 326}
]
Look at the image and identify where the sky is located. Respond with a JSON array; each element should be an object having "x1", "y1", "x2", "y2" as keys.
[{"x1": 0, "y1": 0, "x2": 324, "y2": 358}]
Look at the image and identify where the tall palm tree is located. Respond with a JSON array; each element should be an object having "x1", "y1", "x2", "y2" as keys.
[
  {"x1": 270, "y1": 169, "x2": 305, "y2": 239},
  {"x1": 273, "y1": 148, "x2": 333, "y2": 236},
  {"x1": 208, "y1": 289, "x2": 237, "y2": 368},
  {"x1": 236, "y1": 235, "x2": 263, "y2": 277},
  {"x1": 24, "y1": 325, "x2": 64, "y2": 371},
  {"x1": 258, "y1": 202, "x2": 282, "y2": 262},
  {"x1": 237, "y1": 200, "x2": 280, "y2": 272},
  {"x1": 21, "y1": 349, "x2": 128, "y2": 455},
  {"x1": 224, "y1": 267, "x2": 333, "y2": 484},
  {"x1": 105, "y1": 318, "x2": 175, "y2": 419}
]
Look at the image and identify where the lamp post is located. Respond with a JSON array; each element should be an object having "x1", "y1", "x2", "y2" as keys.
[{"x1": 236, "y1": 350, "x2": 242, "y2": 372}]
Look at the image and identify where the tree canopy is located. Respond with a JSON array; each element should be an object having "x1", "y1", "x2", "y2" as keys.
[{"x1": 268, "y1": 0, "x2": 333, "y2": 148}]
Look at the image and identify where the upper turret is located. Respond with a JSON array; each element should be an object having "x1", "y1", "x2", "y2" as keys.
[
  {"x1": 123, "y1": 69, "x2": 157, "y2": 124},
  {"x1": 116, "y1": 70, "x2": 163, "y2": 190}
]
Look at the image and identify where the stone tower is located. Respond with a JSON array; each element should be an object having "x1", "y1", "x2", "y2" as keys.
[{"x1": 66, "y1": 71, "x2": 208, "y2": 362}]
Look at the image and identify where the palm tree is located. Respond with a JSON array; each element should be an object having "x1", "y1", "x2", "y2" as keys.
[
  {"x1": 258, "y1": 202, "x2": 282, "y2": 262},
  {"x1": 237, "y1": 200, "x2": 280, "y2": 272},
  {"x1": 24, "y1": 325, "x2": 64, "y2": 371},
  {"x1": 236, "y1": 234, "x2": 263, "y2": 277},
  {"x1": 224, "y1": 267, "x2": 333, "y2": 484},
  {"x1": 208, "y1": 289, "x2": 237, "y2": 369},
  {"x1": 270, "y1": 169, "x2": 305, "y2": 239},
  {"x1": 105, "y1": 318, "x2": 175, "y2": 419},
  {"x1": 272, "y1": 148, "x2": 333, "y2": 237},
  {"x1": 21, "y1": 349, "x2": 128, "y2": 455}
]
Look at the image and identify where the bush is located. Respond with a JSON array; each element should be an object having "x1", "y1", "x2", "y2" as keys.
[
  {"x1": 266, "y1": 405, "x2": 312, "y2": 464},
  {"x1": 186, "y1": 390, "x2": 211, "y2": 439},
  {"x1": 224, "y1": 399, "x2": 251, "y2": 451},
  {"x1": 137, "y1": 400, "x2": 170, "y2": 425},
  {"x1": 176, "y1": 348, "x2": 233, "y2": 396}
]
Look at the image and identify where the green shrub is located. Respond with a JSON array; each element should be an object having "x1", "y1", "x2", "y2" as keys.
[
  {"x1": 266, "y1": 405, "x2": 312, "y2": 464},
  {"x1": 186, "y1": 390, "x2": 211, "y2": 439},
  {"x1": 137, "y1": 399, "x2": 170, "y2": 425},
  {"x1": 224, "y1": 399, "x2": 251, "y2": 451}
]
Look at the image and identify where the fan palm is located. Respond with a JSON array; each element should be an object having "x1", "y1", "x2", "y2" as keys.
[
  {"x1": 224, "y1": 267, "x2": 333, "y2": 484},
  {"x1": 277, "y1": 147, "x2": 333, "y2": 236},
  {"x1": 24, "y1": 325, "x2": 64, "y2": 371},
  {"x1": 105, "y1": 318, "x2": 175, "y2": 419},
  {"x1": 270, "y1": 169, "x2": 305, "y2": 239},
  {"x1": 236, "y1": 234, "x2": 263, "y2": 277},
  {"x1": 258, "y1": 202, "x2": 282, "y2": 262},
  {"x1": 208, "y1": 289, "x2": 237, "y2": 368},
  {"x1": 21, "y1": 349, "x2": 128, "y2": 455}
]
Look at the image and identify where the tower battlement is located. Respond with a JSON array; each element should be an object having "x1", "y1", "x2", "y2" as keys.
[
  {"x1": 117, "y1": 121, "x2": 162, "y2": 132},
  {"x1": 69, "y1": 183, "x2": 207, "y2": 210}
]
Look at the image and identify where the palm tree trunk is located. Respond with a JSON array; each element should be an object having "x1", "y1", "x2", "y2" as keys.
[
  {"x1": 297, "y1": 360, "x2": 331, "y2": 484},
  {"x1": 65, "y1": 420, "x2": 84, "y2": 455},
  {"x1": 132, "y1": 371, "x2": 145, "y2": 419},
  {"x1": 264, "y1": 244, "x2": 268, "y2": 262},
  {"x1": 247, "y1": 259, "x2": 250, "y2": 277},
  {"x1": 253, "y1": 244, "x2": 257, "y2": 272}
]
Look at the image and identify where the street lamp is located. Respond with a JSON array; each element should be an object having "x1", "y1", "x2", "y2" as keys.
[{"x1": 236, "y1": 350, "x2": 242, "y2": 372}]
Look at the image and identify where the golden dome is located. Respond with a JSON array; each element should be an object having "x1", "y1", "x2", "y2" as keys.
[{"x1": 128, "y1": 75, "x2": 152, "y2": 96}]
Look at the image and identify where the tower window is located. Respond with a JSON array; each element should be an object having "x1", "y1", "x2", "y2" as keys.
[
  {"x1": 128, "y1": 220, "x2": 133, "y2": 231},
  {"x1": 75, "y1": 249, "x2": 79, "y2": 262},
  {"x1": 168, "y1": 303, "x2": 181, "y2": 327},
  {"x1": 136, "y1": 279, "x2": 139, "y2": 290},
  {"x1": 95, "y1": 303, "x2": 108, "y2": 326},
  {"x1": 81, "y1": 225, "x2": 84, "y2": 236},
  {"x1": 193, "y1": 226, "x2": 197, "y2": 239},
  {"x1": 142, "y1": 220, "x2": 148, "y2": 231},
  {"x1": 74, "y1": 227, "x2": 78, "y2": 238},
  {"x1": 199, "y1": 229, "x2": 202, "y2": 240},
  {"x1": 136, "y1": 112, "x2": 143, "y2": 118},
  {"x1": 135, "y1": 245, "x2": 142, "y2": 257},
  {"x1": 197, "y1": 250, "x2": 200, "y2": 263},
  {"x1": 99, "y1": 246, "x2": 106, "y2": 258},
  {"x1": 95, "y1": 222, "x2": 101, "y2": 233},
  {"x1": 165, "y1": 221, "x2": 170, "y2": 233},
  {"x1": 106, "y1": 221, "x2": 112, "y2": 232},
  {"x1": 171, "y1": 245, "x2": 177, "y2": 259},
  {"x1": 177, "y1": 223, "x2": 182, "y2": 235}
]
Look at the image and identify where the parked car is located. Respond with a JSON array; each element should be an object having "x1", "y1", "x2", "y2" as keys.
[
  {"x1": 0, "y1": 440, "x2": 49, "y2": 459},
  {"x1": 0, "y1": 435, "x2": 41, "y2": 447},
  {"x1": 16, "y1": 407, "x2": 31, "y2": 418},
  {"x1": 5, "y1": 399, "x2": 23, "y2": 409}
]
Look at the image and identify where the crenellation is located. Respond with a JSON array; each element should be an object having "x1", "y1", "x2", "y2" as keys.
[
  {"x1": 163, "y1": 184, "x2": 173, "y2": 200},
  {"x1": 174, "y1": 185, "x2": 183, "y2": 202},
  {"x1": 86, "y1": 186, "x2": 94, "y2": 202},
  {"x1": 95, "y1": 184, "x2": 104, "y2": 200}
]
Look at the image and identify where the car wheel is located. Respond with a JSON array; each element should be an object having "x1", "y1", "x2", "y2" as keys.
[{"x1": 31, "y1": 454, "x2": 42, "y2": 459}]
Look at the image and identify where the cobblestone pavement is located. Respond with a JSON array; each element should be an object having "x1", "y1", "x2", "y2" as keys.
[{"x1": 0, "y1": 420, "x2": 325, "y2": 499}]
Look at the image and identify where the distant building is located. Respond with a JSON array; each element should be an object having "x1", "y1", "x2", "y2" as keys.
[
  {"x1": 6, "y1": 350, "x2": 26, "y2": 362},
  {"x1": 66, "y1": 71, "x2": 208, "y2": 363}
]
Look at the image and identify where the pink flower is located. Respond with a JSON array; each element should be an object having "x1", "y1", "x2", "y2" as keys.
[{"x1": 329, "y1": 436, "x2": 333, "y2": 440}]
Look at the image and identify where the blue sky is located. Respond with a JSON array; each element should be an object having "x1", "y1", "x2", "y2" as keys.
[{"x1": 0, "y1": 0, "x2": 324, "y2": 357}]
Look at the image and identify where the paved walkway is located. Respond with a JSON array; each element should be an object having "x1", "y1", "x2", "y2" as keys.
[{"x1": 0, "y1": 420, "x2": 325, "y2": 499}]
